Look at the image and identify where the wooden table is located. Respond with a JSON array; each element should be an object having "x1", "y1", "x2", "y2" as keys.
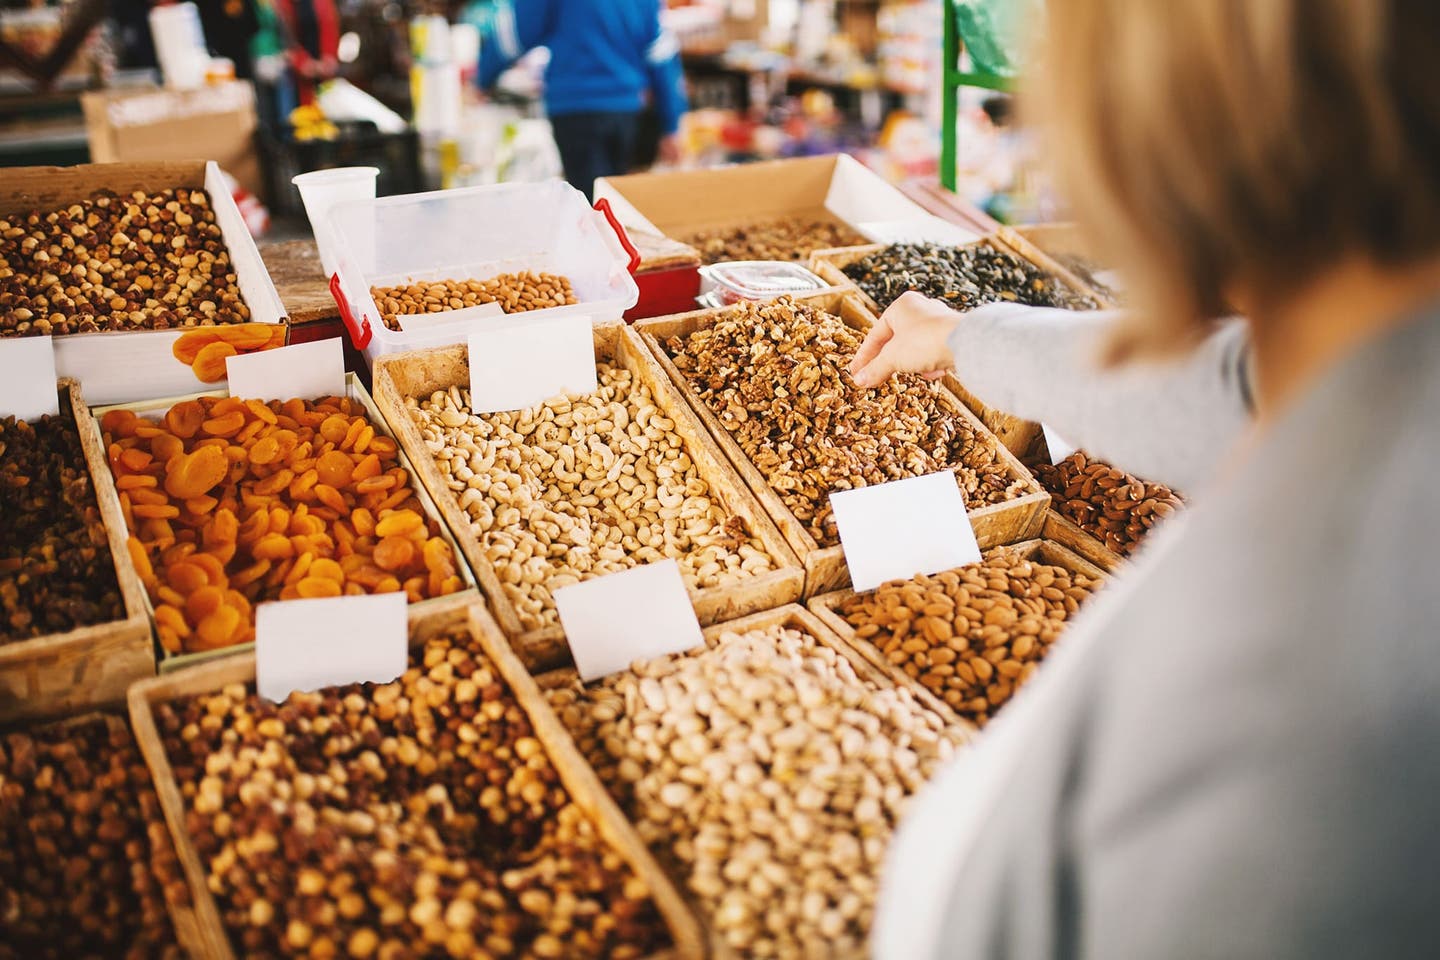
[{"x1": 258, "y1": 237, "x2": 370, "y2": 380}]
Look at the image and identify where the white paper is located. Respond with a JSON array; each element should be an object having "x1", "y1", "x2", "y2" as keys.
[
  {"x1": 555, "y1": 560, "x2": 704, "y2": 681},
  {"x1": 467, "y1": 313, "x2": 597, "y2": 414},
  {"x1": 255, "y1": 592, "x2": 408, "y2": 703},
  {"x1": 225, "y1": 338, "x2": 346, "y2": 402},
  {"x1": 0, "y1": 336, "x2": 59, "y2": 421},
  {"x1": 829, "y1": 470, "x2": 981, "y2": 592},
  {"x1": 1042, "y1": 423, "x2": 1078, "y2": 465},
  {"x1": 398, "y1": 300, "x2": 504, "y2": 331}
]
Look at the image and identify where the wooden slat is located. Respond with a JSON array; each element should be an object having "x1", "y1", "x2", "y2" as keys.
[
  {"x1": 634, "y1": 290, "x2": 1050, "y2": 596},
  {"x1": 126, "y1": 601, "x2": 704, "y2": 960},
  {"x1": 370, "y1": 324, "x2": 806, "y2": 672},
  {"x1": 808, "y1": 538, "x2": 1109, "y2": 729},
  {"x1": 1041, "y1": 509, "x2": 1126, "y2": 575},
  {"x1": 533, "y1": 602, "x2": 966, "y2": 959},
  {"x1": 0, "y1": 381, "x2": 155, "y2": 724}
]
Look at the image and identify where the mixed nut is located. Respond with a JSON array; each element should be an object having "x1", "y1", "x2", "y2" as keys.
[
  {"x1": 664, "y1": 297, "x2": 1029, "y2": 545},
  {"x1": 409, "y1": 365, "x2": 777, "y2": 633},
  {"x1": 156, "y1": 631, "x2": 670, "y2": 959},
  {"x1": 370, "y1": 273, "x2": 577, "y2": 332},
  {"x1": 835, "y1": 548, "x2": 1102, "y2": 726},
  {"x1": 102, "y1": 395, "x2": 464, "y2": 655},
  {"x1": 841, "y1": 241, "x2": 1098, "y2": 312},
  {"x1": 546, "y1": 622, "x2": 963, "y2": 958},
  {"x1": 0, "y1": 405, "x2": 126, "y2": 641},
  {"x1": 0, "y1": 714, "x2": 188, "y2": 959},
  {"x1": 0, "y1": 188, "x2": 251, "y2": 337},
  {"x1": 683, "y1": 217, "x2": 868, "y2": 265},
  {"x1": 1030, "y1": 451, "x2": 1184, "y2": 557}
]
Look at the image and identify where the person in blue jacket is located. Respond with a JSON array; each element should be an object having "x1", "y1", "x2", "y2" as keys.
[{"x1": 476, "y1": 0, "x2": 688, "y2": 200}]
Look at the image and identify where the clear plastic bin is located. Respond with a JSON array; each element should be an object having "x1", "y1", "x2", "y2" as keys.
[
  {"x1": 696, "y1": 260, "x2": 830, "y2": 307},
  {"x1": 326, "y1": 180, "x2": 640, "y2": 367}
]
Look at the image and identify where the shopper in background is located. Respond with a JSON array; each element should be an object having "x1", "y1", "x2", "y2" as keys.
[
  {"x1": 473, "y1": 0, "x2": 688, "y2": 200},
  {"x1": 857, "y1": 1, "x2": 1440, "y2": 957}
]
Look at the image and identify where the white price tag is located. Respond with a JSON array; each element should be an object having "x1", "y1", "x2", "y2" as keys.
[
  {"x1": 0, "y1": 336, "x2": 59, "y2": 421},
  {"x1": 1042, "y1": 423, "x2": 1078, "y2": 465},
  {"x1": 226, "y1": 338, "x2": 346, "y2": 402},
  {"x1": 255, "y1": 592, "x2": 408, "y2": 703},
  {"x1": 830, "y1": 471, "x2": 981, "y2": 592},
  {"x1": 467, "y1": 314, "x2": 597, "y2": 414},
  {"x1": 555, "y1": 560, "x2": 704, "y2": 682}
]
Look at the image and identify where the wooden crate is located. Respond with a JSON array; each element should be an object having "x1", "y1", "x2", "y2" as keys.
[
  {"x1": 126, "y1": 602, "x2": 705, "y2": 960},
  {"x1": 809, "y1": 234, "x2": 1108, "y2": 459},
  {"x1": 0, "y1": 709, "x2": 209, "y2": 955},
  {"x1": 84, "y1": 373, "x2": 479, "y2": 674},
  {"x1": 808, "y1": 538, "x2": 1109, "y2": 729},
  {"x1": 1002, "y1": 221, "x2": 1120, "y2": 307},
  {"x1": 0, "y1": 381, "x2": 155, "y2": 724},
  {"x1": 634, "y1": 290, "x2": 1050, "y2": 596},
  {"x1": 370, "y1": 323, "x2": 806, "y2": 672},
  {"x1": 533, "y1": 602, "x2": 967, "y2": 959},
  {"x1": 1041, "y1": 508, "x2": 1126, "y2": 575}
]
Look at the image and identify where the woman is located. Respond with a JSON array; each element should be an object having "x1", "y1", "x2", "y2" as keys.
[{"x1": 864, "y1": 2, "x2": 1440, "y2": 957}]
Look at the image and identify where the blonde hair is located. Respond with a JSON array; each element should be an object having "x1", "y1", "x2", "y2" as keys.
[{"x1": 1028, "y1": 0, "x2": 1440, "y2": 359}]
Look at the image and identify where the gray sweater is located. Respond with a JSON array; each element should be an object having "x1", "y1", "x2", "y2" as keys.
[{"x1": 874, "y1": 301, "x2": 1440, "y2": 959}]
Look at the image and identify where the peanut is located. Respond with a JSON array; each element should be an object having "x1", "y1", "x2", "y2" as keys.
[
  {"x1": 409, "y1": 365, "x2": 778, "y2": 632},
  {"x1": 546, "y1": 623, "x2": 964, "y2": 958}
]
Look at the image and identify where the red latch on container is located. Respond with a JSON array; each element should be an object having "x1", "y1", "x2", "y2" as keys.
[
  {"x1": 594, "y1": 198, "x2": 642, "y2": 275},
  {"x1": 329, "y1": 272, "x2": 373, "y2": 351}
]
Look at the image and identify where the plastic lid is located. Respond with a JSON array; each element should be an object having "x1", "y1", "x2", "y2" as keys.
[{"x1": 698, "y1": 261, "x2": 829, "y2": 301}]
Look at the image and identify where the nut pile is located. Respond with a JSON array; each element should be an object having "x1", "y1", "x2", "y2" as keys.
[
  {"x1": 683, "y1": 217, "x2": 868, "y2": 265},
  {"x1": 103, "y1": 395, "x2": 464, "y2": 655},
  {"x1": 0, "y1": 715, "x2": 188, "y2": 959},
  {"x1": 841, "y1": 242, "x2": 1098, "y2": 312},
  {"x1": 1030, "y1": 451, "x2": 1183, "y2": 557},
  {"x1": 547, "y1": 623, "x2": 963, "y2": 958},
  {"x1": 370, "y1": 272, "x2": 577, "y2": 332},
  {"x1": 0, "y1": 408, "x2": 126, "y2": 641},
  {"x1": 665, "y1": 297, "x2": 1028, "y2": 545},
  {"x1": 411, "y1": 368, "x2": 776, "y2": 633},
  {"x1": 836, "y1": 550, "x2": 1102, "y2": 726},
  {"x1": 157, "y1": 632, "x2": 670, "y2": 959},
  {"x1": 0, "y1": 187, "x2": 251, "y2": 337}
]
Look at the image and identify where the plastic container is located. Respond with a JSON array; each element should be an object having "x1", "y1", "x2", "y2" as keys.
[
  {"x1": 326, "y1": 180, "x2": 641, "y2": 368},
  {"x1": 696, "y1": 260, "x2": 829, "y2": 307},
  {"x1": 292, "y1": 166, "x2": 380, "y2": 277}
]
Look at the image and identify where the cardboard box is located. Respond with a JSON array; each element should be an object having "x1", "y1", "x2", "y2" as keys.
[
  {"x1": 81, "y1": 82, "x2": 263, "y2": 198},
  {"x1": 594, "y1": 153, "x2": 980, "y2": 250},
  {"x1": 0, "y1": 161, "x2": 286, "y2": 404}
]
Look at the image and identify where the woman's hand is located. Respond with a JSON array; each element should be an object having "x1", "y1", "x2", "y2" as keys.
[{"x1": 849, "y1": 292, "x2": 963, "y2": 387}]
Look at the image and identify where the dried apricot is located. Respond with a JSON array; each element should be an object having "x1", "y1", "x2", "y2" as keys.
[
  {"x1": 373, "y1": 536, "x2": 415, "y2": 572},
  {"x1": 164, "y1": 445, "x2": 228, "y2": 500},
  {"x1": 216, "y1": 323, "x2": 275, "y2": 351},
  {"x1": 201, "y1": 410, "x2": 245, "y2": 437},
  {"x1": 308, "y1": 558, "x2": 345, "y2": 583},
  {"x1": 172, "y1": 329, "x2": 223, "y2": 364},
  {"x1": 194, "y1": 605, "x2": 242, "y2": 649},
  {"x1": 164, "y1": 400, "x2": 206, "y2": 439},
  {"x1": 375, "y1": 511, "x2": 424, "y2": 539},
  {"x1": 315, "y1": 450, "x2": 354, "y2": 487},
  {"x1": 192, "y1": 341, "x2": 238, "y2": 383},
  {"x1": 296, "y1": 576, "x2": 342, "y2": 599},
  {"x1": 319, "y1": 415, "x2": 351, "y2": 445},
  {"x1": 249, "y1": 435, "x2": 281, "y2": 466}
]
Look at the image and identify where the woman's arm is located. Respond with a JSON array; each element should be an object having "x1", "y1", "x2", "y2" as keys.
[
  {"x1": 851, "y1": 294, "x2": 1254, "y2": 491},
  {"x1": 476, "y1": 0, "x2": 555, "y2": 88}
]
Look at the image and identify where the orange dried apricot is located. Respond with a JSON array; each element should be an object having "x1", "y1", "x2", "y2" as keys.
[
  {"x1": 315, "y1": 450, "x2": 353, "y2": 487},
  {"x1": 173, "y1": 329, "x2": 223, "y2": 364},
  {"x1": 296, "y1": 576, "x2": 342, "y2": 599},
  {"x1": 192, "y1": 341, "x2": 238, "y2": 383},
  {"x1": 194, "y1": 605, "x2": 242, "y2": 649},
  {"x1": 164, "y1": 401, "x2": 206, "y2": 440},
  {"x1": 373, "y1": 536, "x2": 414, "y2": 572},
  {"x1": 375, "y1": 511, "x2": 424, "y2": 539},
  {"x1": 164, "y1": 445, "x2": 228, "y2": 500}
]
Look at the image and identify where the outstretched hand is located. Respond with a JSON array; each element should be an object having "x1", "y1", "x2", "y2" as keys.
[{"x1": 849, "y1": 292, "x2": 962, "y2": 387}]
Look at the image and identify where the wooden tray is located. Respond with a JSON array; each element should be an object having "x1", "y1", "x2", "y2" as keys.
[
  {"x1": 126, "y1": 602, "x2": 705, "y2": 960},
  {"x1": 1002, "y1": 221, "x2": 1120, "y2": 307},
  {"x1": 370, "y1": 323, "x2": 806, "y2": 672},
  {"x1": 808, "y1": 538, "x2": 1109, "y2": 729},
  {"x1": 0, "y1": 381, "x2": 155, "y2": 724},
  {"x1": 534, "y1": 602, "x2": 967, "y2": 959},
  {"x1": 809, "y1": 235, "x2": 1108, "y2": 459},
  {"x1": 1041, "y1": 508, "x2": 1126, "y2": 575},
  {"x1": 634, "y1": 290, "x2": 1050, "y2": 596},
  {"x1": 85, "y1": 373, "x2": 480, "y2": 673},
  {"x1": 0, "y1": 709, "x2": 209, "y2": 956}
]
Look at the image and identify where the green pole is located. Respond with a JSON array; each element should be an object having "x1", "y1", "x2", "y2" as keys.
[{"x1": 941, "y1": 0, "x2": 959, "y2": 193}]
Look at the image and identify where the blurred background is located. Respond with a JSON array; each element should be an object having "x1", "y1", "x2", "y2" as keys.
[{"x1": 0, "y1": 0, "x2": 1051, "y2": 234}]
